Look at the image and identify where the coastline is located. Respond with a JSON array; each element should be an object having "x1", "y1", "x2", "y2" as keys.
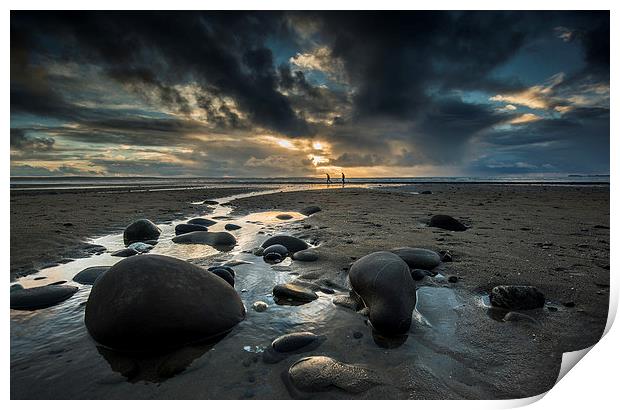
[{"x1": 10, "y1": 183, "x2": 610, "y2": 399}]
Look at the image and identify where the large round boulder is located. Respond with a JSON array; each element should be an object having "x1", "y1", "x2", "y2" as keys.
[
  {"x1": 429, "y1": 215, "x2": 467, "y2": 231},
  {"x1": 261, "y1": 235, "x2": 309, "y2": 253},
  {"x1": 349, "y1": 251, "x2": 416, "y2": 335},
  {"x1": 84, "y1": 254, "x2": 245, "y2": 352},
  {"x1": 123, "y1": 219, "x2": 161, "y2": 245},
  {"x1": 175, "y1": 223, "x2": 209, "y2": 235},
  {"x1": 390, "y1": 247, "x2": 440, "y2": 270}
]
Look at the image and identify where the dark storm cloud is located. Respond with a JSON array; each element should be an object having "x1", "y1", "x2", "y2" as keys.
[
  {"x1": 10, "y1": 128, "x2": 55, "y2": 151},
  {"x1": 10, "y1": 11, "x2": 609, "y2": 176}
]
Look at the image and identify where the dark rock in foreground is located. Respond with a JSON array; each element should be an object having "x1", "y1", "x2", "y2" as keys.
[
  {"x1": 85, "y1": 255, "x2": 245, "y2": 352},
  {"x1": 490, "y1": 285, "x2": 545, "y2": 310},
  {"x1": 187, "y1": 218, "x2": 217, "y2": 227},
  {"x1": 287, "y1": 356, "x2": 382, "y2": 393},
  {"x1": 225, "y1": 223, "x2": 241, "y2": 231},
  {"x1": 262, "y1": 235, "x2": 309, "y2": 253},
  {"x1": 73, "y1": 266, "x2": 111, "y2": 285},
  {"x1": 123, "y1": 219, "x2": 161, "y2": 245},
  {"x1": 349, "y1": 251, "x2": 416, "y2": 335},
  {"x1": 429, "y1": 214, "x2": 467, "y2": 231},
  {"x1": 300, "y1": 205, "x2": 322, "y2": 216},
  {"x1": 273, "y1": 283, "x2": 318, "y2": 304},
  {"x1": 11, "y1": 285, "x2": 78, "y2": 310},
  {"x1": 175, "y1": 223, "x2": 209, "y2": 235},
  {"x1": 390, "y1": 247, "x2": 440, "y2": 270}
]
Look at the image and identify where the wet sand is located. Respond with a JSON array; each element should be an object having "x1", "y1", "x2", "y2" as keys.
[
  {"x1": 10, "y1": 183, "x2": 609, "y2": 399},
  {"x1": 10, "y1": 186, "x2": 262, "y2": 279}
]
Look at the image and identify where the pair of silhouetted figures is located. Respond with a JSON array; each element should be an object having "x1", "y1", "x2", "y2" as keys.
[{"x1": 326, "y1": 173, "x2": 345, "y2": 185}]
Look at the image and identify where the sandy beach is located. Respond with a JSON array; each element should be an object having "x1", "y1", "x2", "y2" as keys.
[{"x1": 10, "y1": 183, "x2": 610, "y2": 399}]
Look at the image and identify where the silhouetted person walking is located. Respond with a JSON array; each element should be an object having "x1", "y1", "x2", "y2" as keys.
[
  {"x1": 326, "y1": 173, "x2": 331, "y2": 184},
  {"x1": 341, "y1": 172, "x2": 345, "y2": 185}
]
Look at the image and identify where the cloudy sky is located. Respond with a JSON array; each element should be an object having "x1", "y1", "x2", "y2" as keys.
[{"x1": 10, "y1": 11, "x2": 609, "y2": 177}]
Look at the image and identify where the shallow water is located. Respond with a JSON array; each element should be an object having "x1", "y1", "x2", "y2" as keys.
[{"x1": 11, "y1": 187, "x2": 506, "y2": 399}]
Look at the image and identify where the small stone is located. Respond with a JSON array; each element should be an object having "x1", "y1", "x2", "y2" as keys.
[
  {"x1": 429, "y1": 215, "x2": 467, "y2": 231},
  {"x1": 300, "y1": 205, "x2": 321, "y2": 216},
  {"x1": 225, "y1": 223, "x2": 242, "y2": 231},
  {"x1": 276, "y1": 214, "x2": 294, "y2": 220},
  {"x1": 111, "y1": 248, "x2": 139, "y2": 257},
  {"x1": 252, "y1": 301, "x2": 268, "y2": 312},
  {"x1": 272, "y1": 332, "x2": 321, "y2": 353},
  {"x1": 203, "y1": 200, "x2": 219, "y2": 205},
  {"x1": 353, "y1": 331, "x2": 363, "y2": 339},
  {"x1": 563, "y1": 301, "x2": 576, "y2": 308},
  {"x1": 448, "y1": 275, "x2": 459, "y2": 283},
  {"x1": 292, "y1": 249, "x2": 319, "y2": 262},
  {"x1": 273, "y1": 283, "x2": 318, "y2": 304}
]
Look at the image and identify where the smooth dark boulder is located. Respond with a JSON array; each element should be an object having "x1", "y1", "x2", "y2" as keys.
[
  {"x1": 263, "y1": 332, "x2": 324, "y2": 364},
  {"x1": 261, "y1": 235, "x2": 309, "y2": 253},
  {"x1": 300, "y1": 206, "x2": 321, "y2": 216},
  {"x1": 123, "y1": 219, "x2": 161, "y2": 245},
  {"x1": 263, "y1": 244, "x2": 289, "y2": 264},
  {"x1": 490, "y1": 285, "x2": 545, "y2": 310},
  {"x1": 287, "y1": 356, "x2": 382, "y2": 393},
  {"x1": 187, "y1": 218, "x2": 217, "y2": 227},
  {"x1": 85, "y1": 255, "x2": 245, "y2": 352},
  {"x1": 11, "y1": 285, "x2": 78, "y2": 310},
  {"x1": 208, "y1": 267, "x2": 235, "y2": 287},
  {"x1": 276, "y1": 214, "x2": 293, "y2": 220},
  {"x1": 349, "y1": 251, "x2": 416, "y2": 335},
  {"x1": 203, "y1": 200, "x2": 219, "y2": 205},
  {"x1": 175, "y1": 223, "x2": 209, "y2": 235},
  {"x1": 429, "y1": 215, "x2": 467, "y2": 231},
  {"x1": 273, "y1": 332, "x2": 321, "y2": 353},
  {"x1": 172, "y1": 231, "x2": 236, "y2": 249},
  {"x1": 73, "y1": 266, "x2": 111, "y2": 285},
  {"x1": 111, "y1": 248, "x2": 139, "y2": 257},
  {"x1": 420, "y1": 190, "x2": 432, "y2": 195},
  {"x1": 292, "y1": 249, "x2": 319, "y2": 262},
  {"x1": 225, "y1": 223, "x2": 241, "y2": 231},
  {"x1": 273, "y1": 283, "x2": 318, "y2": 304},
  {"x1": 390, "y1": 247, "x2": 441, "y2": 270}
]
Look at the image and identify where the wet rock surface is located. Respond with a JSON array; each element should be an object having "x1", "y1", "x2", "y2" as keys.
[
  {"x1": 349, "y1": 251, "x2": 416, "y2": 335},
  {"x1": 85, "y1": 255, "x2": 245, "y2": 352},
  {"x1": 73, "y1": 266, "x2": 111, "y2": 285},
  {"x1": 11, "y1": 285, "x2": 79, "y2": 310},
  {"x1": 175, "y1": 223, "x2": 209, "y2": 235},
  {"x1": 123, "y1": 219, "x2": 161, "y2": 245},
  {"x1": 111, "y1": 248, "x2": 139, "y2": 257},
  {"x1": 273, "y1": 283, "x2": 318, "y2": 305},
  {"x1": 292, "y1": 249, "x2": 319, "y2": 262},
  {"x1": 261, "y1": 235, "x2": 309, "y2": 253},
  {"x1": 172, "y1": 231, "x2": 237, "y2": 248},
  {"x1": 287, "y1": 356, "x2": 382, "y2": 393},
  {"x1": 187, "y1": 217, "x2": 217, "y2": 227},
  {"x1": 390, "y1": 247, "x2": 441, "y2": 270}
]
